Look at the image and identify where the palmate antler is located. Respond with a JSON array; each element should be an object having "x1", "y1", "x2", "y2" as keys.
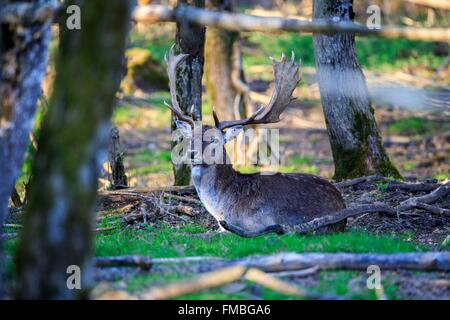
[
  {"x1": 215, "y1": 52, "x2": 301, "y2": 131},
  {"x1": 164, "y1": 45, "x2": 195, "y2": 126}
]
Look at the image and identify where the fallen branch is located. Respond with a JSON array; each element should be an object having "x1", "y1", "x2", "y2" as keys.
[
  {"x1": 141, "y1": 265, "x2": 328, "y2": 300},
  {"x1": 387, "y1": 183, "x2": 440, "y2": 192},
  {"x1": 228, "y1": 252, "x2": 450, "y2": 272},
  {"x1": 408, "y1": 202, "x2": 450, "y2": 216},
  {"x1": 101, "y1": 252, "x2": 450, "y2": 272},
  {"x1": 399, "y1": 182, "x2": 450, "y2": 211},
  {"x1": 133, "y1": 5, "x2": 450, "y2": 42},
  {"x1": 95, "y1": 256, "x2": 153, "y2": 269},
  {"x1": 244, "y1": 268, "x2": 312, "y2": 298},
  {"x1": 334, "y1": 175, "x2": 391, "y2": 189},
  {"x1": 141, "y1": 265, "x2": 247, "y2": 300}
]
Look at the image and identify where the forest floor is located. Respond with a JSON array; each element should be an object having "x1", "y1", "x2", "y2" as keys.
[{"x1": 4, "y1": 24, "x2": 450, "y2": 300}]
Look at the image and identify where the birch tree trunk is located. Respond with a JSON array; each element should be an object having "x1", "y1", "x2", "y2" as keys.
[
  {"x1": 172, "y1": 0, "x2": 205, "y2": 186},
  {"x1": 312, "y1": 0, "x2": 401, "y2": 181},
  {"x1": 16, "y1": 0, "x2": 132, "y2": 299},
  {"x1": 0, "y1": 0, "x2": 54, "y2": 296}
]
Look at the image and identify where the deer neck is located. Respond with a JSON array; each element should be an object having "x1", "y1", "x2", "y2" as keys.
[{"x1": 191, "y1": 164, "x2": 237, "y2": 222}]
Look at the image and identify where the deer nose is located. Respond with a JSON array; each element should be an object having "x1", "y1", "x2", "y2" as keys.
[{"x1": 190, "y1": 149, "x2": 202, "y2": 163}]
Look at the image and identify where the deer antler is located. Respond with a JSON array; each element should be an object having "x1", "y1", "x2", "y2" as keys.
[
  {"x1": 217, "y1": 52, "x2": 300, "y2": 131},
  {"x1": 164, "y1": 45, "x2": 195, "y2": 126}
]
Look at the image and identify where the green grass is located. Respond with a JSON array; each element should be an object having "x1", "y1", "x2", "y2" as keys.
[
  {"x1": 128, "y1": 149, "x2": 172, "y2": 175},
  {"x1": 94, "y1": 223, "x2": 424, "y2": 259},
  {"x1": 92, "y1": 222, "x2": 416, "y2": 300},
  {"x1": 388, "y1": 117, "x2": 445, "y2": 136},
  {"x1": 243, "y1": 33, "x2": 446, "y2": 73},
  {"x1": 434, "y1": 172, "x2": 450, "y2": 181},
  {"x1": 3, "y1": 222, "x2": 424, "y2": 300}
]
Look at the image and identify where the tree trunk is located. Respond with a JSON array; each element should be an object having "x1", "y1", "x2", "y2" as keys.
[
  {"x1": 312, "y1": 0, "x2": 401, "y2": 181},
  {"x1": 0, "y1": 0, "x2": 53, "y2": 296},
  {"x1": 16, "y1": 0, "x2": 132, "y2": 299},
  {"x1": 204, "y1": 0, "x2": 238, "y2": 121},
  {"x1": 172, "y1": 0, "x2": 205, "y2": 186}
]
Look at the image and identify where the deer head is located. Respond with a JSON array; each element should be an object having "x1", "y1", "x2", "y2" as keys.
[
  {"x1": 165, "y1": 45, "x2": 301, "y2": 168},
  {"x1": 163, "y1": 45, "x2": 345, "y2": 237}
]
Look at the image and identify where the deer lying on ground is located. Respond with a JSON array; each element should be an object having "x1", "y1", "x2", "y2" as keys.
[{"x1": 164, "y1": 47, "x2": 347, "y2": 237}]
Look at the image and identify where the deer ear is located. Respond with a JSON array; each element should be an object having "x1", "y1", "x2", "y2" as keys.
[
  {"x1": 223, "y1": 126, "x2": 243, "y2": 143},
  {"x1": 175, "y1": 120, "x2": 192, "y2": 138}
]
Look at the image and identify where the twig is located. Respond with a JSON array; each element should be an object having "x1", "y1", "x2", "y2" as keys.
[
  {"x1": 93, "y1": 227, "x2": 116, "y2": 233},
  {"x1": 162, "y1": 192, "x2": 202, "y2": 205}
]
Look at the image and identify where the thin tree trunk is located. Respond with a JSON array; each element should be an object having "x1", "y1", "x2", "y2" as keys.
[
  {"x1": 172, "y1": 0, "x2": 205, "y2": 186},
  {"x1": 204, "y1": 0, "x2": 238, "y2": 121},
  {"x1": 0, "y1": 0, "x2": 53, "y2": 296},
  {"x1": 312, "y1": 0, "x2": 401, "y2": 181},
  {"x1": 16, "y1": 0, "x2": 132, "y2": 299}
]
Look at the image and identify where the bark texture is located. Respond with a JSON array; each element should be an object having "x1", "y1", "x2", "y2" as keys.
[
  {"x1": 172, "y1": 0, "x2": 205, "y2": 186},
  {"x1": 16, "y1": 0, "x2": 132, "y2": 299},
  {"x1": 108, "y1": 126, "x2": 128, "y2": 190},
  {"x1": 312, "y1": 0, "x2": 401, "y2": 181},
  {"x1": 0, "y1": 0, "x2": 53, "y2": 295},
  {"x1": 204, "y1": 0, "x2": 238, "y2": 121}
]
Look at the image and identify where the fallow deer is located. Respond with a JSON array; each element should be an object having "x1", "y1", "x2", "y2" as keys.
[{"x1": 164, "y1": 46, "x2": 346, "y2": 237}]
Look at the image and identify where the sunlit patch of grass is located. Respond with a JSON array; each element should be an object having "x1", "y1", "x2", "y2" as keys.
[
  {"x1": 94, "y1": 224, "x2": 425, "y2": 259},
  {"x1": 434, "y1": 172, "x2": 450, "y2": 181},
  {"x1": 128, "y1": 149, "x2": 173, "y2": 175},
  {"x1": 388, "y1": 117, "x2": 444, "y2": 136},
  {"x1": 112, "y1": 106, "x2": 133, "y2": 125},
  {"x1": 243, "y1": 33, "x2": 447, "y2": 73},
  {"x1": 94, "y1": 224, "x2": 418, "y2": 300}
]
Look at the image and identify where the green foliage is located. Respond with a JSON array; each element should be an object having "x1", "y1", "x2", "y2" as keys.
[
  {"x1": 388, "y1": 117, "x2": 445, "y2": 136},
  {"x1": 243, "y1": 33, "x2": 446, "y2": 73}
]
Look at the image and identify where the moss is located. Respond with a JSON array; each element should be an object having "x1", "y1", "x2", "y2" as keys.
[{"x1": 332, "y1": 110, "x2": 401, "y2": 181}]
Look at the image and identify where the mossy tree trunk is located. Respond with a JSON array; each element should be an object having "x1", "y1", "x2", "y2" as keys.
[
  {"x1": 312, "y1": 0, "x2": 401, "y2": 181},
  {"x1": 0, "y1": 0, "x2": 53, "y2": 296},
  {"x1": 16, "y1": 0, "x2": 132, "y2": 299},
  {"x1": 172, "y1": 0, "x2": 205, "y2": 186},
  {"x1": 204, "y1": 0, "x2": 239, "y2": 121}
]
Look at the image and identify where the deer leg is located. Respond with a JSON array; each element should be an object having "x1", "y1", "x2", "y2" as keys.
[{"x1": 219, "y1": 220, "x2": 284, "y2": 238}]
